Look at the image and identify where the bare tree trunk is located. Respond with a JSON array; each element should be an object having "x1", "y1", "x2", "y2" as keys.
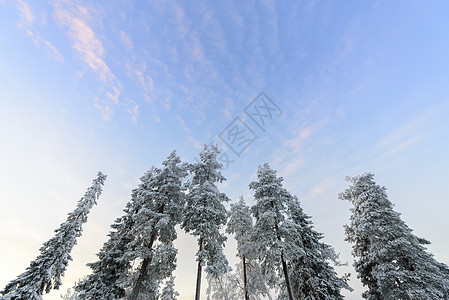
[
  {"x1": 281, "y1": 251, "x2": 294, "y2": 300},
  {"x1": 243, "y1": 255, "x2": 249, "y2": 300},
  {"x1": 195, "y1": 237, "x2": 204, "y2": 300}
]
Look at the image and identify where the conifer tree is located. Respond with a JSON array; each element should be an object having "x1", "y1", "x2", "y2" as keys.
[
  {"x1": 75, "y1": 151, "x2": 187, "y2": 300},
  {"x1": 74, "y1": 169, "x2": 155, "y2": 300},
  {"x1": 340, "y1": 173, "x2": 449, "y2": 299},
  {"x1": 126, "y1": 151, "x2": 187, "y2": 300},
  {"x1": 181, "y1": 145, "x2": 230, "y2": 300},
  {"x1": 282, "y1": 196, "x2": 352, "y2": 299},
  {"x1": 226, "y1": 196, "x2": 270, "y2": 300},
  {"x1": 74, "y1": 212, "x2": 133, "y2": 299},
  {"x1": 249, "y1": 163, "x2": 294, "y2": 300},
  {"x1": 1, "y1": 172, "x2": 106, "y2": 300}
]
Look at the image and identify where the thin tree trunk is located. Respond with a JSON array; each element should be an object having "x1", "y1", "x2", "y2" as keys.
[
  {"x1": 271, "y1": 200, "x2": 294, "y2": 300},
  {"x1": 281, "y1": 251, "x2": 294, "y2": 300},
  {"x1": 243, "y1": 255, "x2": 249, "y2": 300},
  {"x1": 129, "y1": 204, "x2": 164, "y2": 300},
  {"x1": 129, "y1": 232, "x2": 157, "y2": 300},
  {"x1": 195, "y1": 237, "x2": 204, "y2": 300}
]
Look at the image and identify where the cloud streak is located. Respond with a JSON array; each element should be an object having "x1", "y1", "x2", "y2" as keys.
[
  {"x1": 16, "y1": 0, "x2": 33, "y2": 26},
  {"x1": 54, "y1": 6, "x2": 114, "y2": 84},
  {"x1": 14, "y1": 0, "x2": 64, "y2": 62},
  {"x1": 378, "y1": 100, "x2": 449, "y2": 154},
  {"x1": 53, "y1": 0, "x2": 122, "y2": 120},
  {"x1": 127, "y1": 102, "x2": 139, "y2": 124},
  {"x1": 119, "y1": 30, "x2": 133, "y2": 51}
]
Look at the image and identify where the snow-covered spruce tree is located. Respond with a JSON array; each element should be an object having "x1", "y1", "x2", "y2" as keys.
[
  {"x1": 75, "y1": 151, "x2": 187, "y2": 300},
  {"x1": 74, "y1": 169, "x2": 156, "y2": 300},
  {"x1": 226, "y1": 196, "x2": 270, "y2": 300},
  {"x1": 126, "y1": 151, "x2": 187, "y2": 300},
  {"x1": 249, "y1": 163, "x2": 294, "y2": 300},
  {"x1": 181, "y1": 145, "x2": 230, "y2": 300},
  {"x1": 282, "y1": 196, "x2": 352, "y2": 299},
  {"x1": 1, "y1": 172, "x2": 106, "y2": 300},
  {"x1": 340, "y1": 173, "x2": 449, "y2": 299},
  {"x1": 74, "y1": 212, "x2": 134, "y2": 299}
]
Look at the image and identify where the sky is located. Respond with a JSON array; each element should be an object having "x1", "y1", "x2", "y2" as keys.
[{"x1": 1, "y1": 0, "x2": 449, "y2": 299}]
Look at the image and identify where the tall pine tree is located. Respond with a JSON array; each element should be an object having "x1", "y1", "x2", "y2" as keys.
[
  {"x1": 340, "y1": 173, "x2": 449, "y2": 299},
  {"x1": 226, "y1": 196, "x2": 270, "y2": 300},
  {"x1": 249, "y1": 163, "x2": 294, "y2": 300},
  {"x1": 181, "y1": 145, "x2": 230, "y2": 300},
  {"x1": 282, "y1": 196, "x2": 352, "y2": 299},
  {"x1": 74, "y1": 203, "x2": 138, "y2": 299},
  {"x1": 126, "y1": 151, "x2": 187, "y2": 300},
  {"x1": 75, "y1": 151, "x2": 187, "y2": 300},
  {"x1": 1, "y1": 171, "x2": 106, "y2": 300},
  {"x1": 74, "y1": 169, "x2": 156, "y2": 300}
]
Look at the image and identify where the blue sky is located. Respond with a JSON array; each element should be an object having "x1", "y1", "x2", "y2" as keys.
[{"x1": 1, "y1": 0, "x2": 449, "y2": 299}]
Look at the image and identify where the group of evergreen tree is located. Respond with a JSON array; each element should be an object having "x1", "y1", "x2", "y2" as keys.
[{"x1": 2, "y1": 147, "x2": 449, "y2": 299}]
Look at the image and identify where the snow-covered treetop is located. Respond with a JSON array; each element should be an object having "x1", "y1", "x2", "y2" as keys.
[
  {"x1": 190, "y1": 144, "x2": 226, "y2": 185},
  {"x1": 126, "y1": 151, "x2": 188, "y2": 258},
  {"x1": 182, "y1": 145, "x2": 229, "y2": 237},
  {"x1": 250, "y1": 163, "x2": 291, "y2": 226},
  {"x1": 339, "y1": 172, "x2": 415, "y2": 244},
  {"x1": 339, "y1": 172, "x2": 393, "y2": 208}
]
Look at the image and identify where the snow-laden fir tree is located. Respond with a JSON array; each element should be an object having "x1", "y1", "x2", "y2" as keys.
[
  {"x1": 74, "y1": 211, "x2": 134, "y2": 299},
  {"x1": 160, "y1": 277, "x2": 179, "y2": 300},
  {"x1": 281, "y1": 196, "x2": 352, "y2": 299},
  {"x1": 181, "y1": 145, "x2": 230, "y2": 300},
  {"x1": 75, "y1": 151, "x2": 187, "y2": 300},
  {"x1": 340, "y1": 173, "x2": 449, "y2": 299},
  {"x1": 225, "y1": 196, "x2": 270, "y2": 300},
  {"x1": 74, "y1": 169, "x2": 156, "y2": 300},
  {"x1": 1, "y1": 171, "x2": 106, "y2": 300},
  {"x1": 249, "y1": 163, "x2": 294, "y2": 300},
  {"x1": 126, "y1": 151, "x2": 187, "y2": 300}
]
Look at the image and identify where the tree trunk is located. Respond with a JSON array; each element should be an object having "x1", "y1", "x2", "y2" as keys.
[
  {"x1": 195, "y1": 237, "x2": 204, "y2": 300},
  {"x1": 281, "y1": 251, "x2": 294, "y2": 300},
  {"x1": 129, "y1": 232, "x2": 157, "y2": 300},
  {"x1": 271, "y1": 200, "x2": 294, "y2": 300},
  {"x1": 243, "y1": 255, "x2": 249, "y2": 300}
]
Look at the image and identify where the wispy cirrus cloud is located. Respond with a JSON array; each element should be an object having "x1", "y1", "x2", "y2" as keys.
[
  {"x1": 25, "y1": 29, "x2": 64, "y2": 62},
  {"x1": 52, "y1": 0, "x2": 122, "y2": 120},
  {"x1": 175, "y1": 115, "x2": 202, "y2": 149},
  {"x1": 384, "y1": 135, "x2": 421, "y2": 157},
  {"x1": 54, "y1": 5, "x2": 114, "y2": 84},
  {"x1": 16, "y1": 0, "x2": 33, "y2": 25},
  {"x1": 378, "y1": 100, "x2": 449, "y2": 156},
  {"x1": 94, "y1": 98, "x2": 113, "y2": 121},
  {"x1": 273, "y1": 118, "x2": 328, "y2": 177},
  {"x1": 126, "y1": 100, "x2": 139, "y2": 124},
  {"x1": 13, "y1": 0, "x2": 64, "y2": 62},
  {"x1": 119, "y1": 30, "x2": 133, "y2": 51}
]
